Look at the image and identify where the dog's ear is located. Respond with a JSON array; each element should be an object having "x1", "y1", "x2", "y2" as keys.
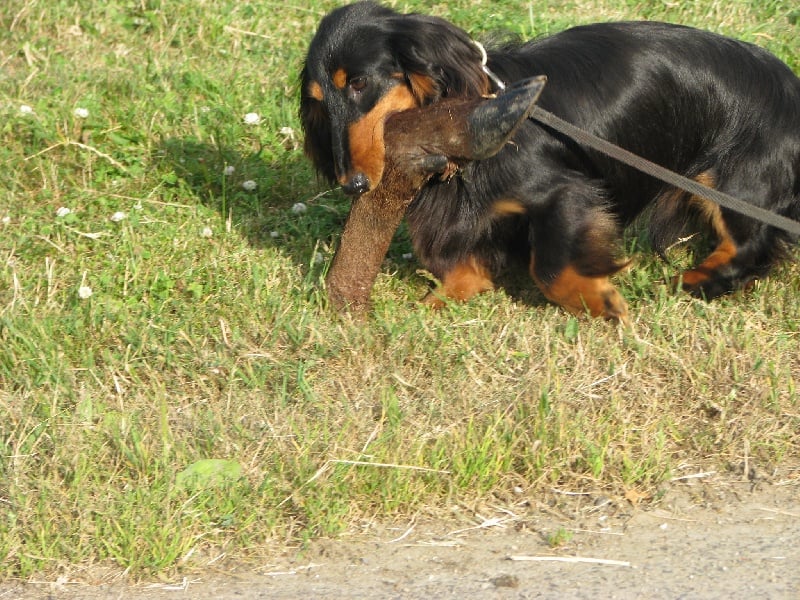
[
  {"x1": 385, "y1": 15, "x2": 489, "y2": 105},
  {"x1": 299, "y1": 67, "x2": 336, "y2": 183}
]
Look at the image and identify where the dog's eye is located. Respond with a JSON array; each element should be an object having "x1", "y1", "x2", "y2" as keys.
[{"x1": 349, "y1": 76, "x2": 368, "y2": 92}]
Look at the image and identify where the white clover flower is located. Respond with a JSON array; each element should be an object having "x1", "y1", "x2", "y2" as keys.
[
  {"x1": 110, "y1": 211, "x2": 126, "y2": 222},
  {"x1": 73, "y1": 107, "x2": 89, "y2": 118},
  {"x1": 242, "y1": 180, "x2": 257, "y2": 191},
  {"x1": 243, "y1": 112, "x2": 261, "y2": 125},
  {"x1": 402, "y1": 253, "x2": 414, "y2": 260},
  {"x1": 269, "y1": 231, "x2": 279, "y2": 238},
  {"x1": 278, "y1": 126, "x2": 299, "y2": 150},
  {"x1": 56, "y1": 207, "x2": 72, "y2": 217},
  {"x1": 291, "y1": 202, "x2": 307, "y2": 214},
  {"x1": 223, "y1": 165, "x2": 236, "y2": 176},
  {"x1": 78, "y1": 286, "x2": 93, "y2": 299},
  {"x1": 2, "y1": 216, "x2": 10, "y2": 225},
  {"x1": 200, "y1": 226, "x2": 213, "y2": 238},
  {"x1": 19, "y1": 104, "x2": 34, "y2": 115}
]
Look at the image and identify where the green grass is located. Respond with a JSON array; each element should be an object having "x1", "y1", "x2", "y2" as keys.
[{"x1": 1, "y1": 0, "x2": 799, "y2": 581}]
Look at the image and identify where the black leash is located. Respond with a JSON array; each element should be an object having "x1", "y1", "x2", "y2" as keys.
[{"x1": 528, "y1": 105, "x2": 800, "y2": 237}]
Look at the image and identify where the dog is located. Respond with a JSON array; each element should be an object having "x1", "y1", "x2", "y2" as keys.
[{"x1": 300, "y1": 1, "x2": 800, "y2": 320}]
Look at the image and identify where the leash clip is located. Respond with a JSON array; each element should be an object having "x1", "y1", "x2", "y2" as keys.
[{"x1": 473, "y1": 40, "x2": 506, "y2": 91}]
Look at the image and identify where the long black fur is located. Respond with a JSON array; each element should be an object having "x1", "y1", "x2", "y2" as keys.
[{"x1": 301, "y1": 1, "x2": 800, "y2": 310}]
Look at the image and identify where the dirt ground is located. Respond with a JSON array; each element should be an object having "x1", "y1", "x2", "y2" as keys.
[{"x1": 4, "y1": 477, "x2": 799, "y2": 599}]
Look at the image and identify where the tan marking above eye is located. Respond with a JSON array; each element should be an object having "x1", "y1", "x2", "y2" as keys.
[
  {"x1": 307, "y1": 81, "x2": 324, "y2": 102},
  {"x1": 332, "y1": 68, "x2": 348, "y2": 90}
]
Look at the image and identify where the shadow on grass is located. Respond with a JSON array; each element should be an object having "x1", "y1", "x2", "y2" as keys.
[
  {"x1": 156, "y1": 136, "x2": 346, "y2": 241},
  {"x1": 154, "y1": 136, "x2": 420, "y2": 270}
]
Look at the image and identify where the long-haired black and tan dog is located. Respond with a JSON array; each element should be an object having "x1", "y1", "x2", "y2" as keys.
[{"x1": 301, "y1": 1, "x2": 800, "y2": 320}]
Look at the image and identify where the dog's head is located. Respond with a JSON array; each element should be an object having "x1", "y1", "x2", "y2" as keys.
[{"x1": 300, "y1": 1, "x2": 489, "y2": 196}]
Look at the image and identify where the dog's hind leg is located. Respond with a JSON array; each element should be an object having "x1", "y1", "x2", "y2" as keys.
[{"x1": 676, "y1": 195, "x2": 787, "y2": 299}]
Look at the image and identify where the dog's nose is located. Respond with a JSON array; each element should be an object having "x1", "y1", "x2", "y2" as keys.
[{"x1": 342, "y1": 173, "x2": 371, "y2": 196}]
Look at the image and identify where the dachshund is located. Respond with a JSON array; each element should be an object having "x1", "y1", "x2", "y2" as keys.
[{"x1": 300, "y1": 1, "x2": 800, "y2": 320}]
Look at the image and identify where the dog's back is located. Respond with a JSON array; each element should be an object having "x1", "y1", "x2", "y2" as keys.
[
  {"x1": 475, "y1": 23, "x2": 799, "y2": 218},
  {"x1": 407, "y1": 21, "x2": 800, "y2": 314}
]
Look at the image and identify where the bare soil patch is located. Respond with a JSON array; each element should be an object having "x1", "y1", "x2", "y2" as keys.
[{"x1": 5, "y1": 477, "x2": 799, "y2": 599}]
